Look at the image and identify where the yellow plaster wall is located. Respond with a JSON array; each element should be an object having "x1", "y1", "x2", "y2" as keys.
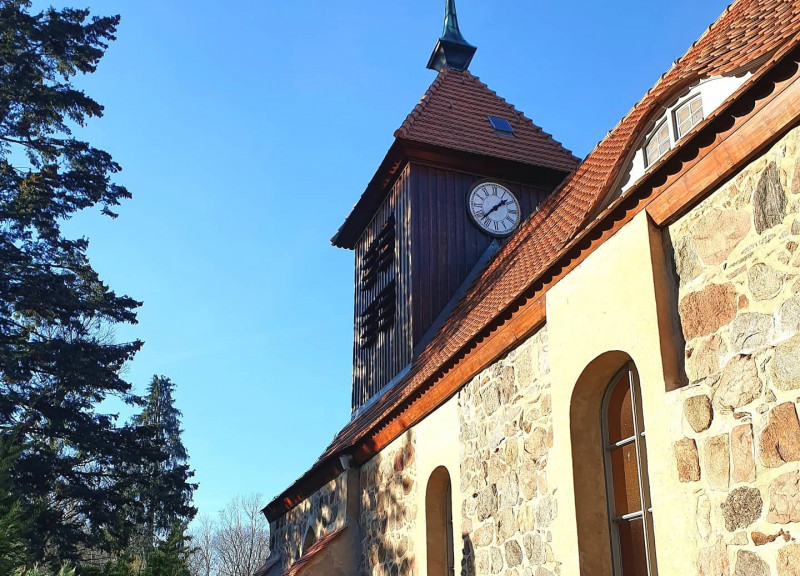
[
  {"x1": 411, "y1": 394, "x2": 463, "y2": 576},
  {"x1": 547, "y1": 210, "x2": 690, "y2": 575}
]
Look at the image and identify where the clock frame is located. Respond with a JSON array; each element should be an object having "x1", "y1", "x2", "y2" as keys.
[{"x1": 467, "y1": 181, "x2": 521, "y2": 237}]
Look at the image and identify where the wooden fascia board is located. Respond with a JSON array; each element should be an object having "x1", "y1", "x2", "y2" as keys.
[
  {"x1": 359, "y1": 295, "x2": 546, "y2": 462},
  {"x1": 263, "y1": 459, "x2": 344, "y2": 522},
  {"x1": 331, "y1": 141, "x2": 407, "y2": 249},
  {"x1": 400, "y1": 140, "x2": 573, "y2": 188}
]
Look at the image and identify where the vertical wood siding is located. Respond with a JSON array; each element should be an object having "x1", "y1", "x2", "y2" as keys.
[
  {"x1": 410, "y1": 163, "x2": 551, "y2": 345},
  {"x1": 351, "y1": 162, "x2": 555, "y2": 412},
  {"x1": 352, "y1": 165, "x2": 413, "y2": 412}
]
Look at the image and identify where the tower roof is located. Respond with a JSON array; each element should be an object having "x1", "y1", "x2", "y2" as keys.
[
  {"x1": 396, "y1": 67, "x2": 580, "y2": 171},
  {"x1": 331, "y1": 68, "x2": 579, "y2": 248}
]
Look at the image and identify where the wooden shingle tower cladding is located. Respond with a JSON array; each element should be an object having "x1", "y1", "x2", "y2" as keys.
[{"x1": 335, "y1": 0, "x2": 579, "y2": 413}]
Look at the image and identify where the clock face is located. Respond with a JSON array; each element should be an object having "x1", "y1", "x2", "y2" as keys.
[{"x1": 467, "y1": 182, "x2": 520, "y2": 237}]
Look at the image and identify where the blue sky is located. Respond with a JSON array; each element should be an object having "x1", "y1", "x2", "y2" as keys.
[{"x1": 51, "y1": 0, "x2": 733, "y2": 519}]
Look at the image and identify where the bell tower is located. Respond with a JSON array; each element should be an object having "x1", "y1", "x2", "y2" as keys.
[{"x1": 332, "y1": 0, "x2": 579, "y2": 415}]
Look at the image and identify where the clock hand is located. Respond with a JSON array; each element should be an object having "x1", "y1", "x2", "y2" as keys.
[{"x1": 483, "y1": 198, "x2": 509, "y2": 218}]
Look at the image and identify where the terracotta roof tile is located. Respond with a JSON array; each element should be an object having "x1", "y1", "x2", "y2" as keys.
[
  {"x1": 269, "y1": 0, "x2": 800, "y2": 516},
  {"x1": 394, "y1": 67, "x2": 580, "y2": 172},
  {"x1": 279, "y1": 527, "x2": 347, "y2": 576}
]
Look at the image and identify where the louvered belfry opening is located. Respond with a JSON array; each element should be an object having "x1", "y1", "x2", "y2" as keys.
[
  {"x1": 360, "y1": 214, "x2": 395, "y2": 293},
  {"x1": 351, "y1": 172, "x2": 413, "y2": 413}
]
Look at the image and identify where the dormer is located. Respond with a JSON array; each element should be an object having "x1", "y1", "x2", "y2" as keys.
[{"x1": 602, "y1": 72, "x2": 755, "y2": 210}]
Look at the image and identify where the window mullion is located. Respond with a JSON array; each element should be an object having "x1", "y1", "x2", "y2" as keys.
[
  {"x1": 605, "y1": 435, "x2": 636, "y2": 451},
  {"x1": 629, "y1": 367, "x2": 657, "y2": 576},
  {"x1": 612, "y1": 510, "x2": 644, "y2": 523}
]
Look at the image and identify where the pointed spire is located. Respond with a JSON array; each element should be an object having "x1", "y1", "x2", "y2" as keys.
[{"x1": 426, "y1": 0, "x2": 477, "y2": 72}]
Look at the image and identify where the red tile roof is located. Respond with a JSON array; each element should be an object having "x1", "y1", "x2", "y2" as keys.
[
  {"x1": 395, "y1": 68, "x2": 580, "y2": 172},
  {"x1": 279, "y1": 527, "x2": 347, "y2": 576},
  {"x1": 268, "y1": 0, "x2": 800, "y2": 518}
]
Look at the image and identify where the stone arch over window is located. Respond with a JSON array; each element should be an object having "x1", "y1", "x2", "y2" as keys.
[
  {"x1": 425, "y1": 466, "x2": 455, "y2": 576},
  {"x1": 302, "y1": 525, "x2": 316, "y2": 556},
  {"x1": 570, "y1": 351, "x2": 658, "y2": 576}
]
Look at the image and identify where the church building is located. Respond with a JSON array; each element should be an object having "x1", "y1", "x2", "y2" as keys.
[{"x1": 260, "y1": 0, "x2": 800, "y2": 574}]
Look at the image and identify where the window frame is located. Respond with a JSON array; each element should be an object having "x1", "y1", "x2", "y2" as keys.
[
  {"x1": 425, "y1": 466, "x2": 455, "y2": 576},
  {"x1": 644, "y1": 120, "x2": 671, "y2": 167},
  {"x1": 673, "y1": 94, "x2": 704, "y2": 140},
  {"x1": 600, "y1": 364, "x2": 658, "y2": 576}
]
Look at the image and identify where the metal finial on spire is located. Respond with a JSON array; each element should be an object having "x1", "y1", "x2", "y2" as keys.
[{"x1": 426, "y1": 0, "x2": 477, "y2": 72}]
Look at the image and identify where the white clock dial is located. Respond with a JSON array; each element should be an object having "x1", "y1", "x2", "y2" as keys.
[{"x1": 467, "y1": 182, "x2": 520, "y2": 237}]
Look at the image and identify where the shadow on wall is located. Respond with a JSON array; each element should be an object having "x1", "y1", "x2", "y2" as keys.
[
  {"x1": 360, "y1": 430, "x2": 416, "y2": 576},
  {"x1": 461, "y1": 534, "x2": 476, "y2": 576}
]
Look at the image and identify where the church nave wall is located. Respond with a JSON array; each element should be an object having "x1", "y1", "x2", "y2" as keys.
[{"x1": 359, "y1": 431, "x2": 419, "y2": 576}]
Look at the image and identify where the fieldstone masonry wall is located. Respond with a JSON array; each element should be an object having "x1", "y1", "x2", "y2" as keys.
[
  {"x1": 667, "y1": 124, "x2": 800, "y2": 575},
  {"x1": 458, "y1": 327, "x2": 557, "y2": 576},
  {"x1": 359, "y1": 431, "x2": 417, "y2": 576},
  {"x1": 269, "y1": 474, "x2": 347, "y2": 573}
]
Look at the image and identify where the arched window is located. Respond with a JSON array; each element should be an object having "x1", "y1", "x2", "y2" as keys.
[
  {"x1": 602, "y1": 364, "x2": 657, "y2": 576},
  {"x1": 302, "y1": 526, "x2": 316, "y2": 556},
  {"x1": 426, "y1": 466, "x2": 454, "y2": 576}
]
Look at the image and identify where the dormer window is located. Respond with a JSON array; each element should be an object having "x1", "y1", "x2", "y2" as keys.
[
  {"x1": 674, "y1": 95, "x2": 704, "y2": 139},
  {"x1": 488, "y1": 116, "x2": 514, "y2": 135},
  {"x1": 615, "y1": 75, "x2": 749, "y2": 198},
  {"x1": 644, "y1": 121, "x2": 670, "y2": 167}
]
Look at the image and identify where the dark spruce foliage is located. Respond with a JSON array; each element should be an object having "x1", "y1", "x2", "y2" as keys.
[
  {"x1": 0, "y1": 0, "x2": 195, "y2": 568},
  {"x1": 131, "y1": 376, "x2": 197, "y2": 550}
]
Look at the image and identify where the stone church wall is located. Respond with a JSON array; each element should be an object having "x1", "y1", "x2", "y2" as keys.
[
  {"x1": 666, "y1": 124, "x2": 800, "y2": 575},
  {"x1": 359, "y1": 430, "x2": 418, "y2": 576},
  {"x1": 268, "y1": 473, "x2": 347, "y2": 573},
  {"x1": 457, "y1": 327, "x2": 557, "y2": 576}
]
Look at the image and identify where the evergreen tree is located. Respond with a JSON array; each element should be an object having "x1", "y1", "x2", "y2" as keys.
[
  {"x1": 131, "y1": 376, "x2": 197, "y2": 547},
  {"x1": 142, "y1": 524, "x2": 191, "y2": 576},
  {"x1": 0, "y1": 0, "x2": 148, "y2": 564},
  {"x1": 0, "y1": 437, "x2": 27, "y2": 575}
]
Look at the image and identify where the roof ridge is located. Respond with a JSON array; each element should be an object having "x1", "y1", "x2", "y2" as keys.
[{"x1": 394, "y1": 68, "x2": 450, "y2": 138}]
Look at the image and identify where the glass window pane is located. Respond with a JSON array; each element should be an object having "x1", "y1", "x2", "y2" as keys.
[
  {"x1": 617, "y1": 517, "x2": 648, "y2": 576},
  {"x1": 646, "y1": 139, "x2": 659, "y2": 163},
  {"x1": 646, "y1": 123, "x2": 671, "y2": 166},
  {"x1": 610, "y1": 443, "x2": 641, "y2": 516},
  {"x1": 676, "y1": 97, "x2": 704, "y2": 138},
  {"x1": 607, "y1": 378, "x2": 634, "y2": 444}
]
